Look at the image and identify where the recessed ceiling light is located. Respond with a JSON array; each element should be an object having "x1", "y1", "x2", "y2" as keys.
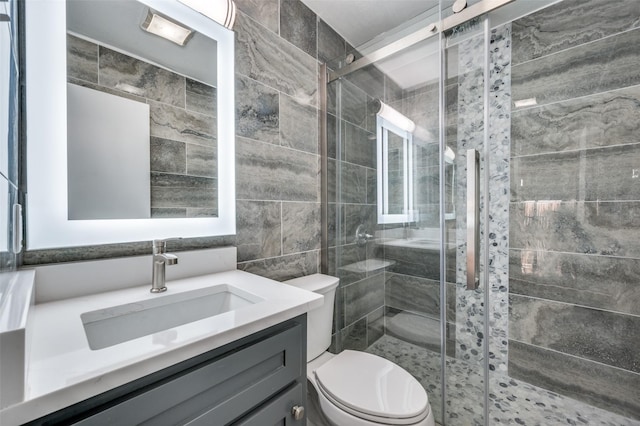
[{"x1": 141, "y1": 10, "x2": 193, "y2": 46}]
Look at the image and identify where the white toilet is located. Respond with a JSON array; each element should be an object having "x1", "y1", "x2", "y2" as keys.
[{"x1": 285, "y1": 274, "x2": 435, "y2": 426}]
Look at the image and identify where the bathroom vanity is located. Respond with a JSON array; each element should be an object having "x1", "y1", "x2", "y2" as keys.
[
  {"x1": 28, "y1": 316, "x2": 307, "y2": 425},
  {"x1": 0, "y1": 248, "x2": 322, "y2": 425}
]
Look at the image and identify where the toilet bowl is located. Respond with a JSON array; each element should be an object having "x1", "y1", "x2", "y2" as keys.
[{"x1": 285, "y1": 274, "x2": 435, "y2": 426}]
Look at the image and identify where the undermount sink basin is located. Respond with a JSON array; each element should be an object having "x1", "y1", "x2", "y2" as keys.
[{"x1": 81, "y1": 284, "x2": 263, "y2": 350}]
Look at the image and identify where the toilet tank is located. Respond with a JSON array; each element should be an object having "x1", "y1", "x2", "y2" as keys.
[{"x1": 284, "y1": 274, "x2": 339, "y2": 361}]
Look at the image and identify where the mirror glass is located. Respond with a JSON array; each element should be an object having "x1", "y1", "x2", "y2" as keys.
[
  {"x1": 377, "y1": 115, "x2": 414, "y2": 224},
  {"x1": 66, "y1": 0, "x2": 218, "y2": 220},
  {"x1": 26, "y1": 0, "x2": 235, "y2": 249},
  {"x1": 387, "y1": 131, "x2": 405, "y2": 215}
]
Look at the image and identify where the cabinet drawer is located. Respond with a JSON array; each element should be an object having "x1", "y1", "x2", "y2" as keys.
[
  {"x1": 231, "y1": 383, "x2": 304, "y2": 426},
  {"x1": 74, "y1": 321, "x2": 304, "y2": 425}
]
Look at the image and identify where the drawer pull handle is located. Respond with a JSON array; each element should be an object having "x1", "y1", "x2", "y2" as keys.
[{"x1": 291, "y1": 405, "x2": 305, "y2": 420}]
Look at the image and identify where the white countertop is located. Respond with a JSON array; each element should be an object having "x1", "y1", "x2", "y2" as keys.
[{"x1": 0, "y1": 269, "x2": 322, "y2": 425}]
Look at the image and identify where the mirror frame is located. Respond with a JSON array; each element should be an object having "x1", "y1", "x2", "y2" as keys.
[{"x1": 25, "y1": 0, "x2": 235, "y2": 249}]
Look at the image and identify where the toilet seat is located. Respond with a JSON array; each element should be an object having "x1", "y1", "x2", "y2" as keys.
[{"x1": 313, "y1": 350, "x2": 429, "y2": 425}]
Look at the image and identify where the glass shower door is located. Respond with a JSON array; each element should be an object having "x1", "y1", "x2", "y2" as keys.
[{"x1": 441, "y1": 16, "x2": 492, "y2": 426}]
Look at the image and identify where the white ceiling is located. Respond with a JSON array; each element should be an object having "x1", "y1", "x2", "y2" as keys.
[
  {"x1": 301, "y1": 0, "x2": 441, "y2": 48},
  {"x1": 301, "y1": 0, "x2": 560, "y2": 90}
]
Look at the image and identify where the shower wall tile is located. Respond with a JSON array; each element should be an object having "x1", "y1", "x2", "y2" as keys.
[
  {"x1": 383, "y1": 308, "x2": 448, "y2": 355},
  {"x1": 234, "y1": 0, "x2": 279, "y2": 34},
  {"x1": 511, "y1": 28, "x2": 640, "y2": 107},
  {"x1": 186, "y1": 143, "x2": 216, "y2": 178},
  {"x1": 235, "y1": 11, "x2": 317, "y2": 106},
  {"x1": 282, "y1": 202, "x2": 321, "y2": 254},
  {"x1": 236, "y1": 136, "x2": 318, "y2": 202},
  {"x1": 340, "y1": 317, "x2": 367, "y2": 351},
  {"x1": 385, "y1": 273, "x2": 440, "y2": 319},
  {"x1": 379, "y1": 244, "x2": 442, "y2": 282},
  {"x1": 66, "y1": 35, "x2": 98, "y2": 83},
  {"x1": 337, "y1": 80, "x2": 367, "y2": 128},
  {"x1": 366, "y1": 168, "x2": 377, "y2": 205},
  {"x1": 511, "y1": 0, "x2": 640, "y2": 65},
  {"x1": 99, "y1": 47, "x2": 185, "y2": 107},
  {"x1": 344, "y1": 204, "x2": 376, "y2": 246},
  {"x1": 486, "y1": 24, "x2": 512, "y2": 377},
  {"x1": 185, "y1": 78, "x2": 217, "y2": 116},
  {"x1": 339, "y1": 161, "x2": 367, "y2": 204},
  {"x1": 509, "y1": 294, "x2": 640, "y2": 373},
  {"x1": 454, "y1": 30, "x2": 489, "y2": 368},
  {"x1": 150, "y1": 137, "x2": 186, "y2": 174},
  {"x1": 344, "y1": 121, "x2": 375, "y2": 169},
  {"x1": 280, "y1": 93, "x2": 318, "y2": 154},
  {"x1": 332, "y1": 243, "x2": 368, "y2": 286},
  {"x1": 415, "y1": 166, "x2": 439, "y2": 206},
  {"x1": 149, "y1": 101, "x2": 216, "y2": 147},
  {"x1": 509, "y1": 340, "x2": 640, "y2": 420},
  {"x1": 280, "y1": 0, "x2": 317, "y2": 58},
  {"x1": 326, "y1": 113, "x2": 340, "y2": 160},
  {"x1": 384, "y1": 76, "x2": 403, "y2": 104},
  {"x1": 510, "y1": 200, "x2": 640, "y2": 258},
  {"x1": 327, "y1": 158, "x2": 336, "y2": 203},
  {"x1": 510, "y1": 248, "x2": 640, "y2": 316},
  {"x1": 511, "y1": 86, "x2": 640, "y2": 157},
  {"x1": 367, "y1": 307, "x2": 385, "y2": 346},
  {"x1": 235, "y1": 74, "x2": 280, "y2": 145},
  {"x1": 345, "y1": 65, "x2": 385, "y2": 101},
  {"x1": 327, "y1": 203, "x2": 344, "y2": 247},
  {"x1": 236, "y1": 200, "x2": 282, "y2": 262},
  {"x1": 237, "y1": 250, "x2": 319, "y2": 282},
  {"x1": 318, "y1": 19, "x2": 346, "y2": 68},
  {"x1": 511, "y1": 143, "x2": 640, "y2": 202},
  {"x1": 344, "y1": 273, "x2": 385, "y2": 325}
]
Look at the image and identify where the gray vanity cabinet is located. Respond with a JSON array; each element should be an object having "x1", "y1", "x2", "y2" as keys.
[{"x1": 28, "y1": 315, "x2": 307, "y2": 426}]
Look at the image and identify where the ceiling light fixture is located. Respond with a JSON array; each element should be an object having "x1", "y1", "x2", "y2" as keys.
[
  {"x1": 377, "y1": 101, "x2": 416, "y2": 133},
  {"x1": 514, "y1": 98, "x2": 538, "y2": 108},
  {"x1": 178, "y1": 0, "x2": 237, "y2": 29},
  {"x1": 141, "y1": 10, "x2": 194, "y2": 46}
]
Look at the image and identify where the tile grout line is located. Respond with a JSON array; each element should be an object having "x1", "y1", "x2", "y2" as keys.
[
  {"x1": 509, "y1": 246, "x2": 640, "y2": 261},
  {"x1": 511, "y1": 293, "x2": 640, "y2": 319},
  {"x1": 512, "y1": 25, "x2": 640, "y2": 68},
  {"x1": 511, "y1": 82, "x2": 640, "y2": 114},
  {"x1": 509, "y1": 337, "x2": 640, "y2": 375},
  {"x1": 510, "y1": 139, "x2": 640, "y2": 159}
]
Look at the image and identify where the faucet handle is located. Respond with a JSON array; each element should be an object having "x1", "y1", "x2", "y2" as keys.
[{"x1": 152, "y1": 237, "x2": 183, "y2": 254}]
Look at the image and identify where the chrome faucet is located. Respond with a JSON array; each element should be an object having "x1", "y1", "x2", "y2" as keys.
[{"x1": 151, "y1": 238, "x2": 181, "y2": 293}]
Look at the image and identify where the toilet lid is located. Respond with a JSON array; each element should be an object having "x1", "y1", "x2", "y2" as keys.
[{"x1": 314, "y1": 350, "x2": 428, "y2": 422}]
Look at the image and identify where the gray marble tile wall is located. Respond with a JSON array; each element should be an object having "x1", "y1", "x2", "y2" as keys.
[
  {"x1": 324, "y1": 29, "x2": 414, "y2": 353},
  {"x1": 327, "y1": 75, "x2": 385, "y2": 352},
  {"x1": 233, "y1": 0, "x2": 323, "y2": 281},
  {"x1": 66, "y1": 34, "x2": 218, "y2": 219},
  {"x1": 509, "y1": 0, "x2": 640, "y2": 419}
]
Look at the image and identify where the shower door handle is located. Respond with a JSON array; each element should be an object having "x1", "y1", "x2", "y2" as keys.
[{"x1": 466, "y1": 149, "x2": 480, "y2": 290}]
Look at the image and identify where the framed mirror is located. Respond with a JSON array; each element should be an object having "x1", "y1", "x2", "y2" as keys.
[
  {"x1": 376, "y1": 114, "x2": 415, "y2": 224},
  {"x1": 25, "y1": 0, "x2": 235, "y2": 249}
]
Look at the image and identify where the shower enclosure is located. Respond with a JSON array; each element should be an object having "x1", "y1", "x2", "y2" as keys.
[{"x1": 321, "y1": 0, "x2": 640, "y2": 424}]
